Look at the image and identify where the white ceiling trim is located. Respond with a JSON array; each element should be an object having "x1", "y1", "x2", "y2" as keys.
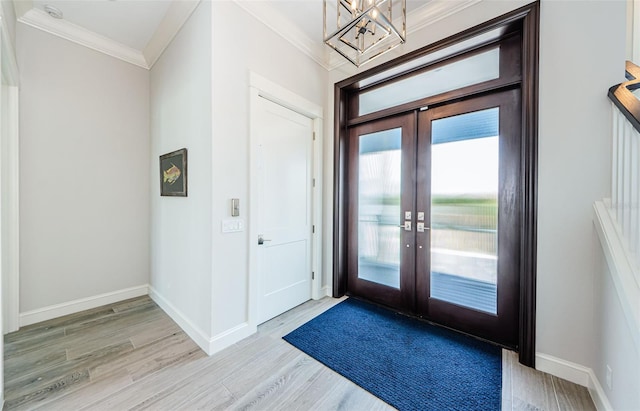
[
  {"x1": 144, "y1": 0, "x2": 200, "y2": 69},
  {"x1": 408, "y1": 0, "x2": 482, "y2": 34},
  {"x1": 13, "y1": 0, "x2": 200, "y2": 70},
  {"x1": 18, "y1": 7, "x2": 149, "y2": 68},
  {"x1": 232, "y1": 1, "x2": 331, "y2": 71}
]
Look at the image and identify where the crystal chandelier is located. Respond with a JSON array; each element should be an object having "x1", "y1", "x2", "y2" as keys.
[{"x1": 323, "y1": 0, "x2": 406, "y2": 67}]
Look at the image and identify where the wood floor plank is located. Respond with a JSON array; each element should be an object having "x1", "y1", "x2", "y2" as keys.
[
  {"x1": 77, "y1": 356, "x2": 214, "y2": 411},
  {"x1": 64, "y1": 303, "x2": 162, "y2": 338},
  {"x1": 4, "y1": 328, "x2": 67, "y2": 359},
  {"x1": 221, "y1": 342, "x2": 305, "y2": 397},
  {"x1": 4, "y1": 345, "x2": 67, "y2": 382},
  {"x1": 128, "y1": 316, "x2": 182, "y2": 348},
  {"x1": 512, "y1": 359, "x2": 559, "y2": 411},
  {"x1": 31, "y1": 369, "x2": 134, "y2": 411},
  {"x1": 230, "y1": 354, "x2": 326, "y2": 410},
  {"x1": 89, "y1": 331, "x2": 200, "y2": 381},
  {"x1": 502, "y1": 348, "x2": 514, "y2": 411},
  {"x1": 5, "y1": 340, "x2": 134, "y2": 405},
  {"x1": 132, "y1": 381, "x2": 235, "y2": 411},
  {"x1": 305, "y1": 368, "x2": 394, "y2": 411},
  {"x1": 552, "y1": 376, "x2": 597, "y2": 411},
  {"x1": 4, "y1": 368, "x2": 91, "y2": 411},
  {"x1": 110, "y1": 295, "x2": 154, "y2": 313}
]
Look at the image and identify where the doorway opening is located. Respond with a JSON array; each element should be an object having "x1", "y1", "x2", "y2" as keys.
[
  {"x1": 333, "y1": 3, "x2": 539, "y2": 366},
  {"x1": 248, "y1": 72, "x2": 324, "y2": 329}
]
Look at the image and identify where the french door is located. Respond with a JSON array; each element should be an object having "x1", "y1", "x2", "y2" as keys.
[{"x1": 346, "y1": 89, "x2": 521, "y2": 347}]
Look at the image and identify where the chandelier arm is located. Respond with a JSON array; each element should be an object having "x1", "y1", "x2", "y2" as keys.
[
  {"x1": 374, "y1": 10, "x2": 405, "y2": 42},
  {"x1": 325, "y1": 42, "x2": 362, "y2": 67},
  {"x1": 324, "y1": 15, "x2": 365, "y2": 42},
  {"x1": 338, "y1": 36, "x2": 365, "y2": 53},
  {"x1": 358, "y1": 31, "x2": 392, "y2": 55}
]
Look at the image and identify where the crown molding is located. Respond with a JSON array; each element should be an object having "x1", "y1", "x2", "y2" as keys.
[
  {"x1": 408, "y1": 0, "x2": 482, "y2": 34},
  {"x1": 144, "y1": 0, "x2": 200, "y2": 69},
  {"x1": 232, "y1": 0, "x2": 331, "y2": 71},
  {"x1": 18, "y1": 8, "x2": 148, "y2": 68}
]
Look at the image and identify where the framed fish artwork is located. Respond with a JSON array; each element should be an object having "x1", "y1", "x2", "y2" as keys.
[{"x1": 160, "y1": 148, "x2": 187, "y2": 197}]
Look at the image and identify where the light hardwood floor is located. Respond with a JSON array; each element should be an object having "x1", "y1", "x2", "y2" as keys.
[{"x1": 4, "y1": 296, "x2": 595, "y2": 410}]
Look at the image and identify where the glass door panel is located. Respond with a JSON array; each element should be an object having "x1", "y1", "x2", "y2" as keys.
[
  {"x1": 430, "y1": 108, "x2": 499, "y2": 314},
  {"x1": 415, "y1": 89, "x2": 521, "y2": 347},
  {"x1": 346, "y1": 90, "x2": 520, "y2": 347},
  {"x1": 347, "y1": 113, "x2": 416, "y2": 310},
  {"x1": 358, "y1": 129, "x2": 402, "y2": 289}
]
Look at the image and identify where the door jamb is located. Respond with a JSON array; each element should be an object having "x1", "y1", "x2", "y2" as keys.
[{"x1": 248, "y1": 72, "x2": 324, "y2": 330}]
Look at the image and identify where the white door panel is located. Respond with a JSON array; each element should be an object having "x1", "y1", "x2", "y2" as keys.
[{"x1": 256, "y1": 97, "x2": 313, "y2": 324}]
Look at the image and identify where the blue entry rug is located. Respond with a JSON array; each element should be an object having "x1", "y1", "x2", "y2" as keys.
[{"x1": 283, "y1": 298, "x2": 502, "y2": 411}]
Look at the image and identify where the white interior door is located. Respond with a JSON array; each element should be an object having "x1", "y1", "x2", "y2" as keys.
[{"x1": 256, "y1": 96, "x2": 313, "y2": 324}]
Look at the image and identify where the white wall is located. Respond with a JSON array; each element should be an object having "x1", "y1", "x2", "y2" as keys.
[
  {"x1": 148, "y1": 1, "x2": 327, "y2": 352},
  {"x1": 149, "y1": 0, "x2": 213, "y2": 343},
  {"x1": 537, "y1": 0, "x2": 625, "y2": 369},
  {"x1": 210, "y1": 1, "x2": 327, "y2": 338},
  {"x1": 17, "y1": 24, "x2": 150, "y2": 313}
]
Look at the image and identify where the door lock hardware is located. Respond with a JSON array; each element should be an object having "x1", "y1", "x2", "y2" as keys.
[
  {"x1": 404, "y1": 221, "x2": 412, "y2": 231},
  {"x1": 417, "y1": 212, "x2": 425, "y2": 221},
  {"x1": 405, "y1": 211, "x2": 412, "y2": 220}
]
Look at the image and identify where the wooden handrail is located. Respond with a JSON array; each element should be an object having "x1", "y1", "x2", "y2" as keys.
[{"x1": 609, "y1": 61, "x2": 640, "y2": 132}]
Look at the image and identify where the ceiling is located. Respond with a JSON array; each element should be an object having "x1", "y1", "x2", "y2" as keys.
[
  {"x1": 31, "y1": 0, "x2": 173, "y2": 50},
  {"x1": 13, "y1": 0, "x2": 481, "y2": 70}
]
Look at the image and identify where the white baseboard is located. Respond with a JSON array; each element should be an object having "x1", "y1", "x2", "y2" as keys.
[
  {"x1": 149, "y1": 286, "x2": 257, "y2": 355},
  {"x1": 536, "y1": 352, "x2": 612, "y2": 411},
  {"x1": 321, "y1": 285, "x2": 331, "y2": 298},
  {"x1": 148, "y1": 286, "x2": 211, "y2": 354},
  {"x1": 535, "y1": 352, "x2": 591, "y2": 386},
  {"x1": 19, "y1": 284, "x2": 149, "y2": 327},
  {"x1": 208, "y1": 322, "x2": 256, "y2": 355},
  {"x1": 588, "y1": 368, "x2": 614, "y2": 411}
]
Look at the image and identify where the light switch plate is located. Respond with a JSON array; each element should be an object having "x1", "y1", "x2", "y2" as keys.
[{"x1": 222, "y1": 219, "x2": 245, "y2": 233}]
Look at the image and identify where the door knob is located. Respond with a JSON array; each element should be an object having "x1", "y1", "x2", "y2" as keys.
[{"x1": 258, "y1": 234, "x2": 272, "y2": 245}]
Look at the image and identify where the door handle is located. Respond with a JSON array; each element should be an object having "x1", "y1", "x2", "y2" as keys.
[
  {"x1": 417, "y1": 222, "x2": 431, "y2": 232},
  {"x1": 258, "y1": 234, "x2": 272, "y2": 245},
  {"x1": 398, "y1": 222, "x2": 413, "y2": 231}
]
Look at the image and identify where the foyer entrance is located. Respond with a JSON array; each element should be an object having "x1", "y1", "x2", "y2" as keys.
[
  {"x1": 346, "y1": 90, "x2": 521, "y2": 347},
  {"x1": 333, "y1": 4, "x2": 539, "y2": 363}
]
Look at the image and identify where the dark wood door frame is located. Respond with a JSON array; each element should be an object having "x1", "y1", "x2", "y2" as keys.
[{"x1": 332, "y1": 2, "x2": 539, "y2": 367}]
